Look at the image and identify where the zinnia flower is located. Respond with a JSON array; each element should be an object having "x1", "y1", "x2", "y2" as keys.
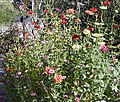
[
  {"x1": 27, "y1": 11, "x2": 33, "y2": 15},
  {"x1": 60, "y1": 19, "x2": 67, "y2": 24},
  {"x1": 83, "y1": 29, "x2": 91, "y2": 35},
  {"x1": 44, "y1": 9, "x2": 49, "y2": 13},
  {"x1": 103, "y1": 1, "x2": 110, "y2": 6},
  {"x1": 37, "y1": 62, "x2": 43, "y2": 67},
  {"x1": 74, "y1": 97, "x2": 80, "y2": 102},
  {"x1": 112, "y1": 24, "x2": 120, "y2": 29},
  {"x1": 30, "y1": 93, "x2": 36, "y2": 96},
  {"x1": 66, "y1": 8, "x2": 74, "y2": 14},
  {"x1": 23, "y1": 32, "x2": 28, "y2": 35},
  {"x1": 34, "y1": 25, "x2": 40, "y2": 28},
  {"x1": 99, "y1": 44, "x2": 108, "y2": 52},
  {"x1": 4, "y1": 68, "x2": 12, "y2": 72},
  {"x1": 72, "y1": 44, "x2": 82, "y2": 51},
  {"x1": 44, "y1": 66, "x2": 55, "y2": 75},
  {"x1": 53, "y1": 74, "x2": 63, "y2": 83},
  {"x1": 74, "y1": 18, "x2": 81, "y2": 23},
  {"x1": 86, "y1": 45, "x2": 91, "y2": 49},
  {"x1": 85, "y1": 10, "x2": 94, "y2": 15},
  {"x1": 63, "y1": 95, "x2": 68, "y2": 98},
  {"x1": 100, "y1": 6, "x2": 107, "y2": 9},
  {"x1": 92, "y1": 33, "x2": 104, "y2": 37},
  {"x1": 86, "y1": 28, "x2": 94, "y2": 31},
  {"x1": 89, "y1": 8, "x2": 98, "y2": 13},
  {"x1": 31, "y1": 22, "x2": 35, "y2": 25},
  {"x1": 59, "y1": 14, "x2": 67, "y2": 19},
  {"x1": 72, "y1": 34, "x2": 80, "y2": 40},
  {"x1": 55, "y1": 8, "x2": 60, "y2": 12},
  {"x1": 17, "y1": 72, "x2": 22, "y2": 75}
]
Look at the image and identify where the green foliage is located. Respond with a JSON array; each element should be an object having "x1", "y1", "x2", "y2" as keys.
[
  {"x1": 0, "y1": 1, "x2": 19, "y2": 24},
  {"x1": 2, "y1": 0, "x2": 120, "y2": 102}
]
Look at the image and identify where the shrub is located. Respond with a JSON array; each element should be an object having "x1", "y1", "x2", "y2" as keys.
[{"x1": 3, "y1": 0, "x2": 120, "y2": 101}]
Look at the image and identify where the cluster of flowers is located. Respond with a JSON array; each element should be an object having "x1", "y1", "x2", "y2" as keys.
[
  {"x1": 3, "y1": 0, "x2": 120, "y2": 101},
  {"x1": 44, "y1": 66, "x2": 66, "y2": 84}
]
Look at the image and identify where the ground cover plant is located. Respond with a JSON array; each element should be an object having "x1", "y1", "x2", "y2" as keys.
[
  {"x1": 1, "y1": 0, "x2": 120, "y2": 102},
  {"x1": 0, "y1": 0, "x2": 19, "y2": 24}
]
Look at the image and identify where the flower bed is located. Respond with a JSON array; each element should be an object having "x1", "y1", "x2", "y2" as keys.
[{"x1": 2, "y1": 0, "x2": 120, "y2": 101}]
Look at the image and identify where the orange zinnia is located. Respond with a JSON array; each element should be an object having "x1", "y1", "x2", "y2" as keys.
[
  {"x1": 53, "y1": 75, "x2": 63, "y2": 83},
  {"x1": 44, "y1": 66, "x2": 55, "y2": 75},
  {"x1": 4, "y1": 68, "x2": 12, "y2": 72},
  {"x1": 66, "y1": 8, "x2": 74, "y2": 14}
]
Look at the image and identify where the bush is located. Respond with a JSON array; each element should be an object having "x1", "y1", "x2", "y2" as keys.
[{"x1": 3, "y1": 0, "x2": 120, "y2": 101}]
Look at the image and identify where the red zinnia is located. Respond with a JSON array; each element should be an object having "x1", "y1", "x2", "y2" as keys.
[
  {"x1": 59, "y1": 14, "x2": 67, "y2": 19},
  {"x1": 31, "y1": 22, "x2": 35, "y2": 25},
  {"x1": 34, "y1": 25, "x2": 40, "y2": 28},
  {"x1": 89, "y1": 8, "x2": 98, "y2": 13},
  {"x1": 103, "y1": 1, "x2": 110, "y2": 5},
  {"x1": 27, "y1": 11, "x2": 33, "y2": 15},
  {"x1": 87, "y1": 28, "x2": 94, "y2": 31},
  {"x1": 60, "y1": 19, "x2": 67, "y2": 25},
  {"x1": 112, "y1": 24, "x2": 120, "y2": 29},
  {"x1": 72, "y1": 34, "x2": 80, "y2": 40},
  {"x1": 23, "y1": 32, "x2": 28, "y2": 35}
]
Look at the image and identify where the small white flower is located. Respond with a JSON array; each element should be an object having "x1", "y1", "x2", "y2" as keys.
[
  {"x1": 72, "y1": 44, "x2": 82, "y2": 51},
  {"x1": 98, "y1": 42, "x2": 105, "y2": 45},
  {"x1": 92, "y1": 33, "x2": 104, "y2": 37},
  {"x1": 25, "y1": 70, "x2": 28, "y2": 73},
  {"x1": 115, "y1": 10, "x2": 119, "y2": 13},
  {"x1": 94, "y1": 22, "x2": 104, "y2": 25},
  {"x1": 83, "y1": 29, "x2": 90, "y2": 35},
  {"x1": 100, "y1": 6, "x2": 107, "y2": 9},
  {"x1": 17, "y1": 72, "x2": 22, "y2": 75}
]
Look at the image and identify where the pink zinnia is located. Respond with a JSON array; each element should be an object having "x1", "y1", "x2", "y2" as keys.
[
  {"x1": 89, "y1": 8, "x2": 98, "y2": 13},
  {"x1": 85, "y1": 10, "x2": 94, "y2": 15},
  {"x1": 99, "y1": 44, "x2": 108, "y2": 52},
  {"x1": 74, "y1": 97, "x2": 80, "y2": 102},
  {"x1": 30, "y1": 93, "x2": 36, "y2": 96},
  {"x1": 63, "y1": 95, "x2": 68, "y2": 98},
  {"x1": 44, "y1": 9, "x2": 49, "y2": 13}
]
